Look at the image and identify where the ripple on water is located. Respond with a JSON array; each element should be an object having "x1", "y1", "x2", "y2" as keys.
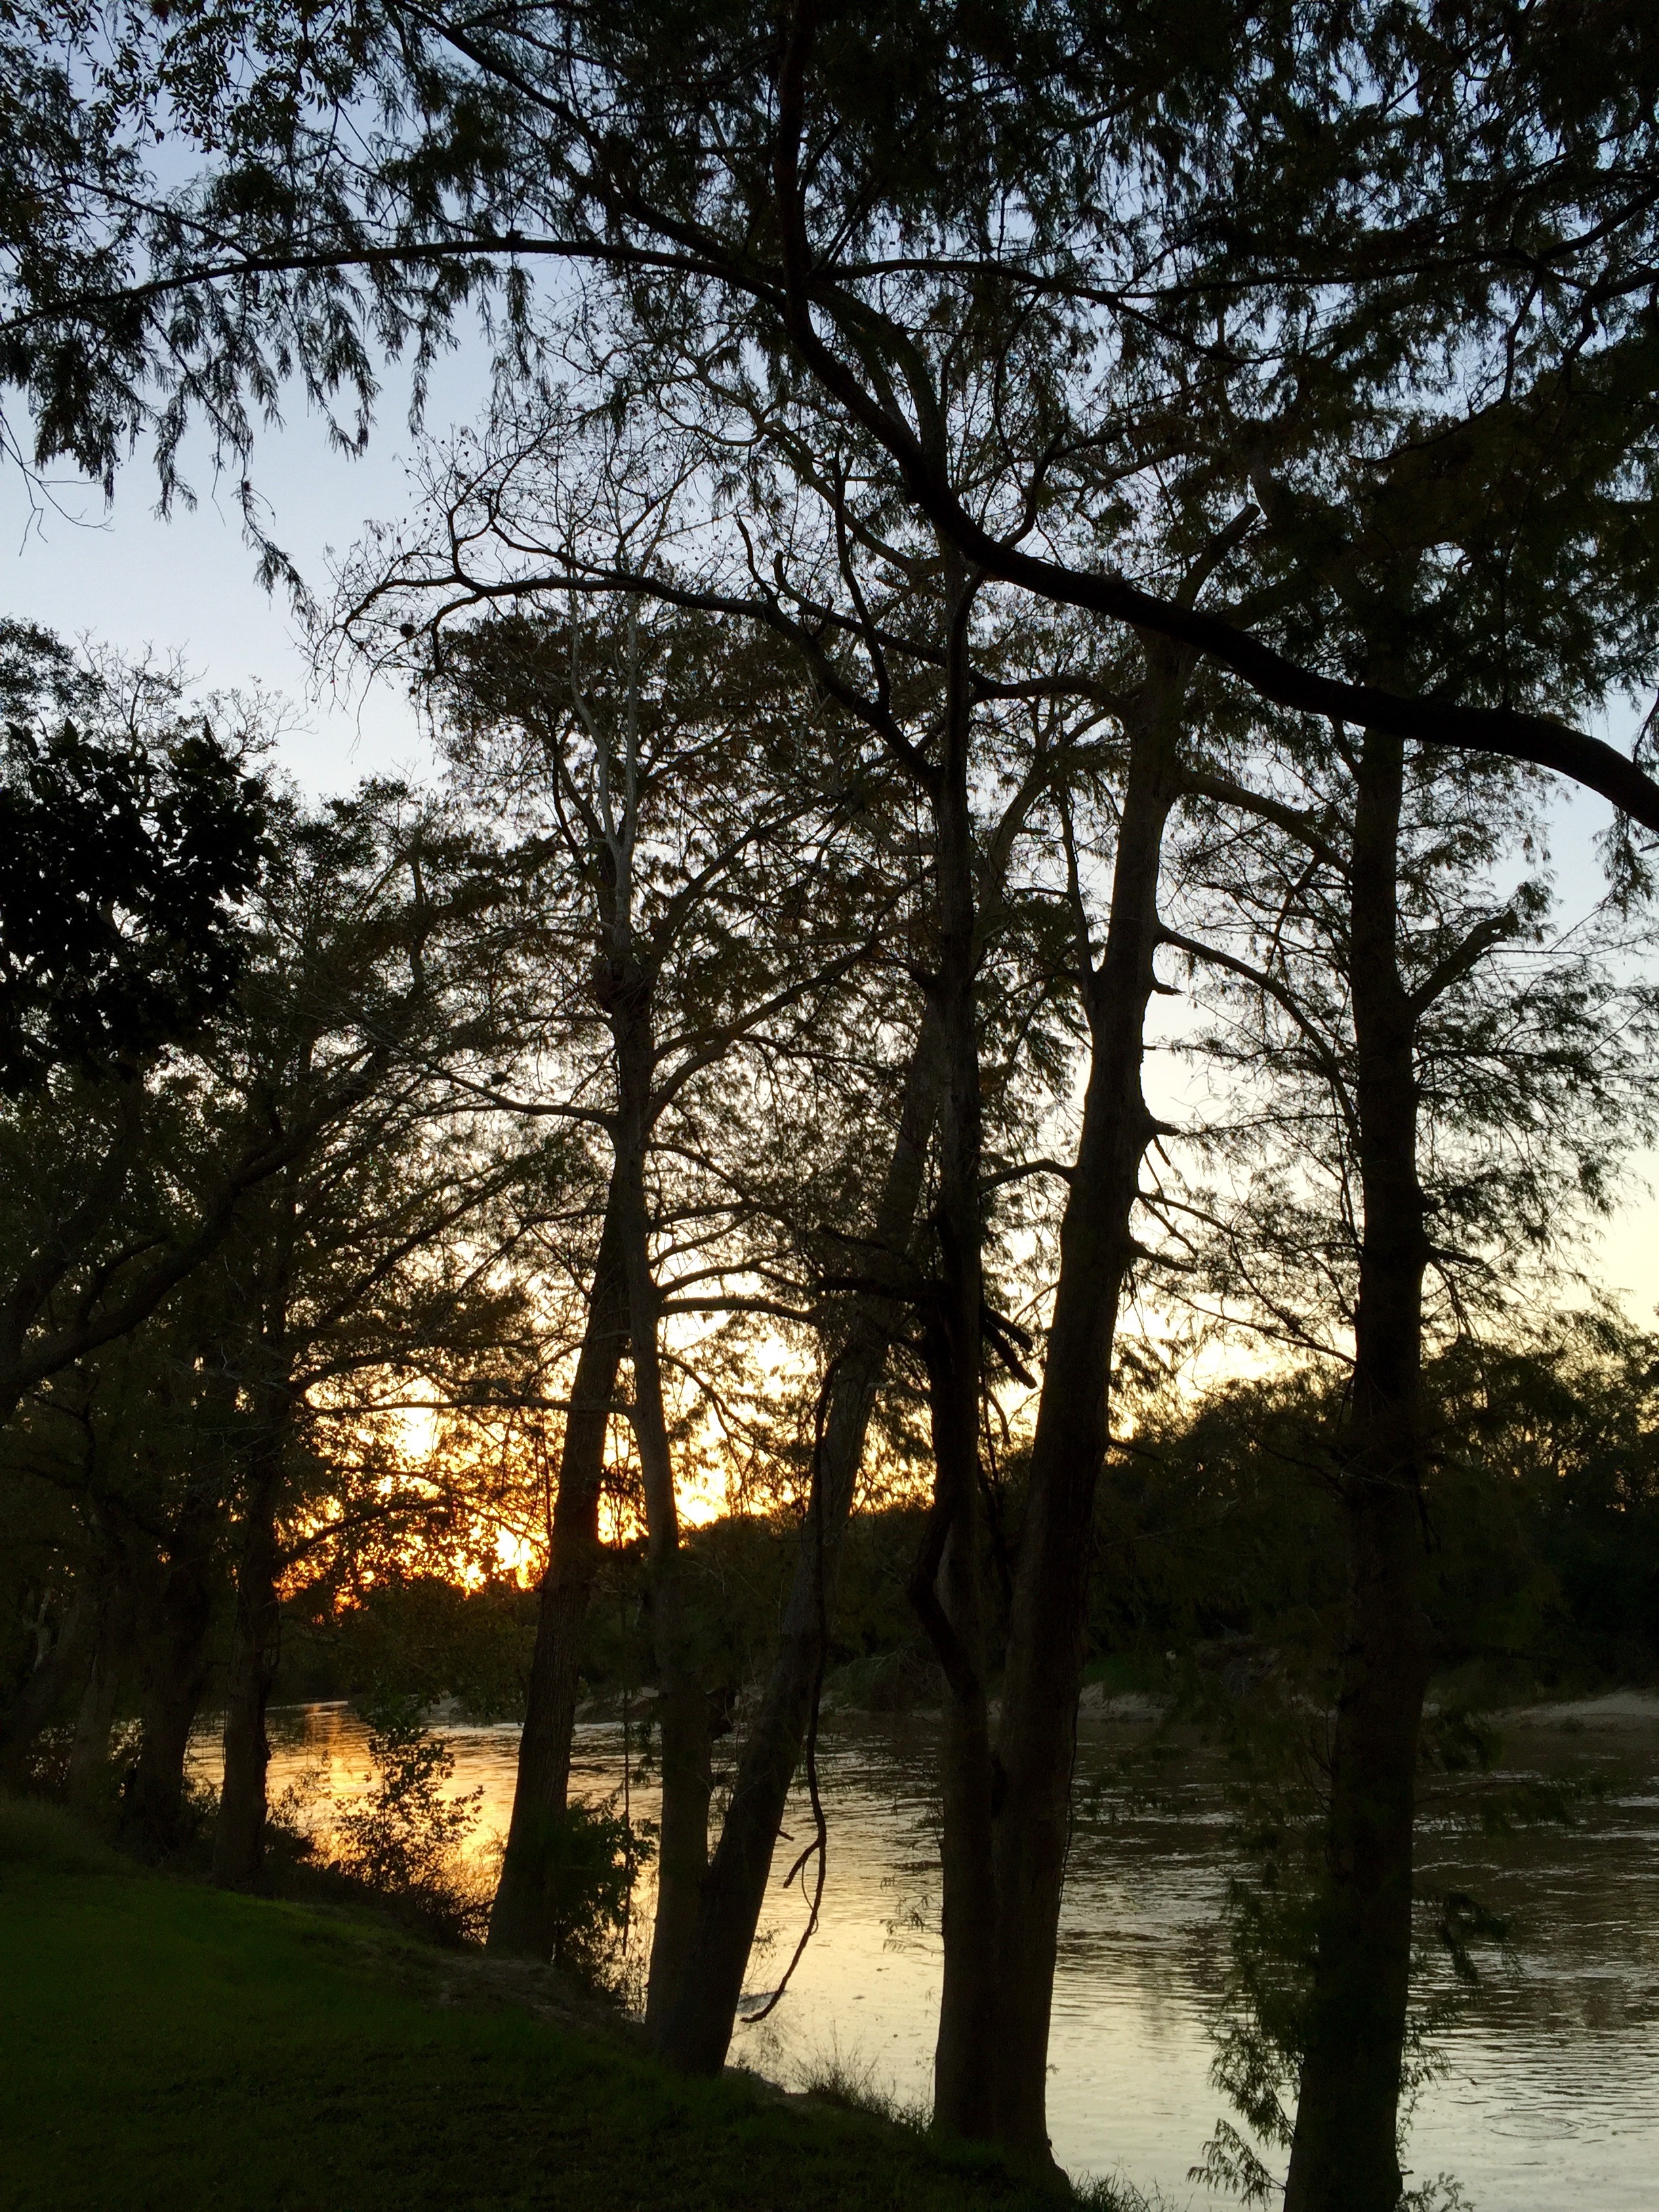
[{"x1": 194, "y1": 1703, "x2": 1659, "y2": 2212}]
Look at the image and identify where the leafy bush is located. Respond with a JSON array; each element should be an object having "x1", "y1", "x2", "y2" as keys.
[
  {"x1": 537, "y1": 1795, "x2": 653, "y2": 1987},
  {"x1": 16, "y1": 1719, "x2": 218, "y2": 1857},
  {"x1": 325, "y1": 1695, "x2": 486, "y2": 1943},
  {"x1": 14, "y1": 1725, "x2": 74, "y2": 1799}
]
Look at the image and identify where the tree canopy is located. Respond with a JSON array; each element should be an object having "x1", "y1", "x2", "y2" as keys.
[{"x1": 5, "y1": 14, "x2": 1659, "y2": 2209}]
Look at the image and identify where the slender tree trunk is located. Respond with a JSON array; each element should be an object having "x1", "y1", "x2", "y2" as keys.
[
  {"x1": 489, "y1": 1169, "x2": 631, "y2": 1953},
  {"x1": 635, "y1": 1367, "x2": 710, "y2": 2032},
  {"x1": 120, "y1": 1488, "x2": 220, "y2": 1858},
  {"x1": 1, "y1": 1410, "x2": 115, "y2": 1790},
  {"x1": 916, "y1": 586, "x2": 998, "y2": 2140},
  {"x1": 990, "y1": 688, "x2": 1184, "y2": 2163},
  {"x1": 653, "y1": 1007, "x2": 943, "y2": 2072},
  {"x1": 0, "y1": 1587, "x2": 96, "y2": 1788},
  {"x1": 1284, "y1": 728, "x2": 1431, "y2": 2212},
  {"x1": 925, "y1": 1351, "x2": 998, "y2": 2137},
  {"x1": 213, "y1": 1385, "x2": 291, "y2": 1887},
  {"x1": 66, "y1": 1605, "x2": 126, "y2": 1814},
  {"x1": 611, "y1": 1002, "x2": 714, "y2": 2033},
  {"x1": 66, "y1": 1532, "x2": 132, "y2": 1817}
]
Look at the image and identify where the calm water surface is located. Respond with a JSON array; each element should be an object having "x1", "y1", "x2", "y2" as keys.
[{"x1": 202, "y1": 1703, "x2": 1659, "y2": 2209}]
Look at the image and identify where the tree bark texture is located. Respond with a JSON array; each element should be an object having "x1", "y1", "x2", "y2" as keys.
[
  {"x1": 916, "y1": 598, "x2": 998, "y2": 2140},
  {"x1": 66, "y1": 1567, "x2": 130, "y2": 1816},
  {"x1": 611, "y1": 993, "x2": 714, "y2": 2034},
  {"x1": 65, "y1": 1498, "x2": 139, "y2": 1817},
  {"x1": 119, "y1": 1486, "x2": 220, "y2": 1859},
  {"x1": 0, "y1": 1412, "x2": 125, "y2": 1790},
  {"x1": 0, "y1": 1586, "x2": 96, "y2": 1788},
  {"x1": 488, "y1": 1168, "x2": 631, "y2": 1953},
  {"x1": 213, "y1": 1384, "x2": 291, "y2": 1888},
  {"x1": 1283, "y1": 729, "x2": 1431, "y2": 2212},
  {"x1": 989, "y1": 684, "x2": 1185, "y2": 2162},
  {"x1": 651, "y1": 1008, "x2": 943, "y2": 2072}
]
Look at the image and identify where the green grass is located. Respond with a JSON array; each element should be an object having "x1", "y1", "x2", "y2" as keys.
[{"x1": 0, "y1": 1796, "x2": 1097, "y2": 2212}]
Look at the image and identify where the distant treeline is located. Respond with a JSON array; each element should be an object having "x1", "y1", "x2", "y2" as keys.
[{"x1": 274, "y1": 1317, "x2": 1659, "y2": 1724}]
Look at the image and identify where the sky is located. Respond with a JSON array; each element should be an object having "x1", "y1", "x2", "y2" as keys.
[
  {"x1": 5, "y1": 380, "x2": 1659, "y2": 1327},
  {"x1": 0, "y1": 363, "x2": 466, "y2": 794}
]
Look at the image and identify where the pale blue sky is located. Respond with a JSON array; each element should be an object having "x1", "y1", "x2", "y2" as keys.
[{"x1": 0, "y1": 354, "x2": 480, "y2": 794}]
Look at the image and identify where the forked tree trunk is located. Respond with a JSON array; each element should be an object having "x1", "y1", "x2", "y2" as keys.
[
  {"x1": 213, "y1": 1388, "x2": 291, "y2": 1887},
  {"x1": 651, "y1": 1009, "x2": 941, "y2": 2073},
  {"x1": 989, "y1": 682, "x2": 1185, "y2": 2163},
  {"x1": 489, "y1": 1170, "x2": 631, "y2": 1953},
  {"x1": 1283, "y1": 727, "x2": 1431, "y2": 2212},
  {"x1": 120, "y1": 1488, "x2": 220, "y2": 1859}
]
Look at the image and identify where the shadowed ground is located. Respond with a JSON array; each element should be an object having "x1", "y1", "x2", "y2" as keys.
[{"x1": 0, "y1": 1797, "x2": 1132, "y2": 2212}]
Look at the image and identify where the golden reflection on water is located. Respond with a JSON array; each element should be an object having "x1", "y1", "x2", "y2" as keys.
[{"x1": 191, "y1": 1705, "x2": 1659, "y2": 2211}]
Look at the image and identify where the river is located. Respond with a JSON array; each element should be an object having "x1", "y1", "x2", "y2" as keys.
[{"x1": 201, "y1": 1696, "x2": 1659, "y2": 2209}]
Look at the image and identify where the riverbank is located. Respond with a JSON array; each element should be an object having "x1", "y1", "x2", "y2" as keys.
[
  {"x1": 1491, "y1": 1687, "x2": 1659, "y2": 1728},
  {"x1": 0, "y1": 1795, "x2": 1135, "y2": 2212}
]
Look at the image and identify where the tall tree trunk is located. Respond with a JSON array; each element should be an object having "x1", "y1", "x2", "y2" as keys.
[
  {"x1": 489, "y1": 1169, "x2": 631, "y2": 1953},
  {"x1": 213, "y1": 1385, "x2": 291, "y2": 1888},
  {"x1": 1283, "y1": 728, "x2": 1431, "y2": 2212},
  {"x1": 66, "y1": 1519, "x2": 132, "y2": 1817},
  {"x1": 924, "y1": 1346, "x2": 997, "y2": 2137},
  {"x1": 653, "y1": 1007, "x2": 943, "y2": 2072},
  {"x1": 615, "y1": 1004, "x2": 713, "y2": 2034},
  {"x1": 990, "y1": 684, "x2": 1185, "y2": 2163},
  {"x1": 0, "y1": 1586, "x2": 96, "y2": 1789},
  {"x1": 635, "y1": 1371, "x2": 710, "y2": 2033},
  {"x1": 66, "y1": 1597, "x2": 127, "y2": 1816},
  {"x1": 120, "y1": 1487, "x2": 220, "y2": 1859},
  {"x1": 916, "y1": 584, "x2": 998, "y2": 2140},
  {"x1": 1, "y1": 1408, "x2": 112, "y2": 1790}
]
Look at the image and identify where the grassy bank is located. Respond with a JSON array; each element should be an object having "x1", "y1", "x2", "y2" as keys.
[{"x1": 0, "y1": 1797, "x2": 1118, "y2": 2212}]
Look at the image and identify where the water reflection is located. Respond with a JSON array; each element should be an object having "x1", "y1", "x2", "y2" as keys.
[{"x1": 196, "y1": 1704, "x2": 1659, "y2": 2209}]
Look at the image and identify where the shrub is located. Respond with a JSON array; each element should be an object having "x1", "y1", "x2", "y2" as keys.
[
  {"x1": 537, "y1": 1795, "x2": 654, "y2": 1988},
  {"x1": 326, "y1": 1694, "x2": 486, "y2": 1943}
]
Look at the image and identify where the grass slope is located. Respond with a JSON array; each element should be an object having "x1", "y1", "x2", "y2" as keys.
[{"x1": 0, "y1": 1799, "x2": 1092, "y2": 2212}]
